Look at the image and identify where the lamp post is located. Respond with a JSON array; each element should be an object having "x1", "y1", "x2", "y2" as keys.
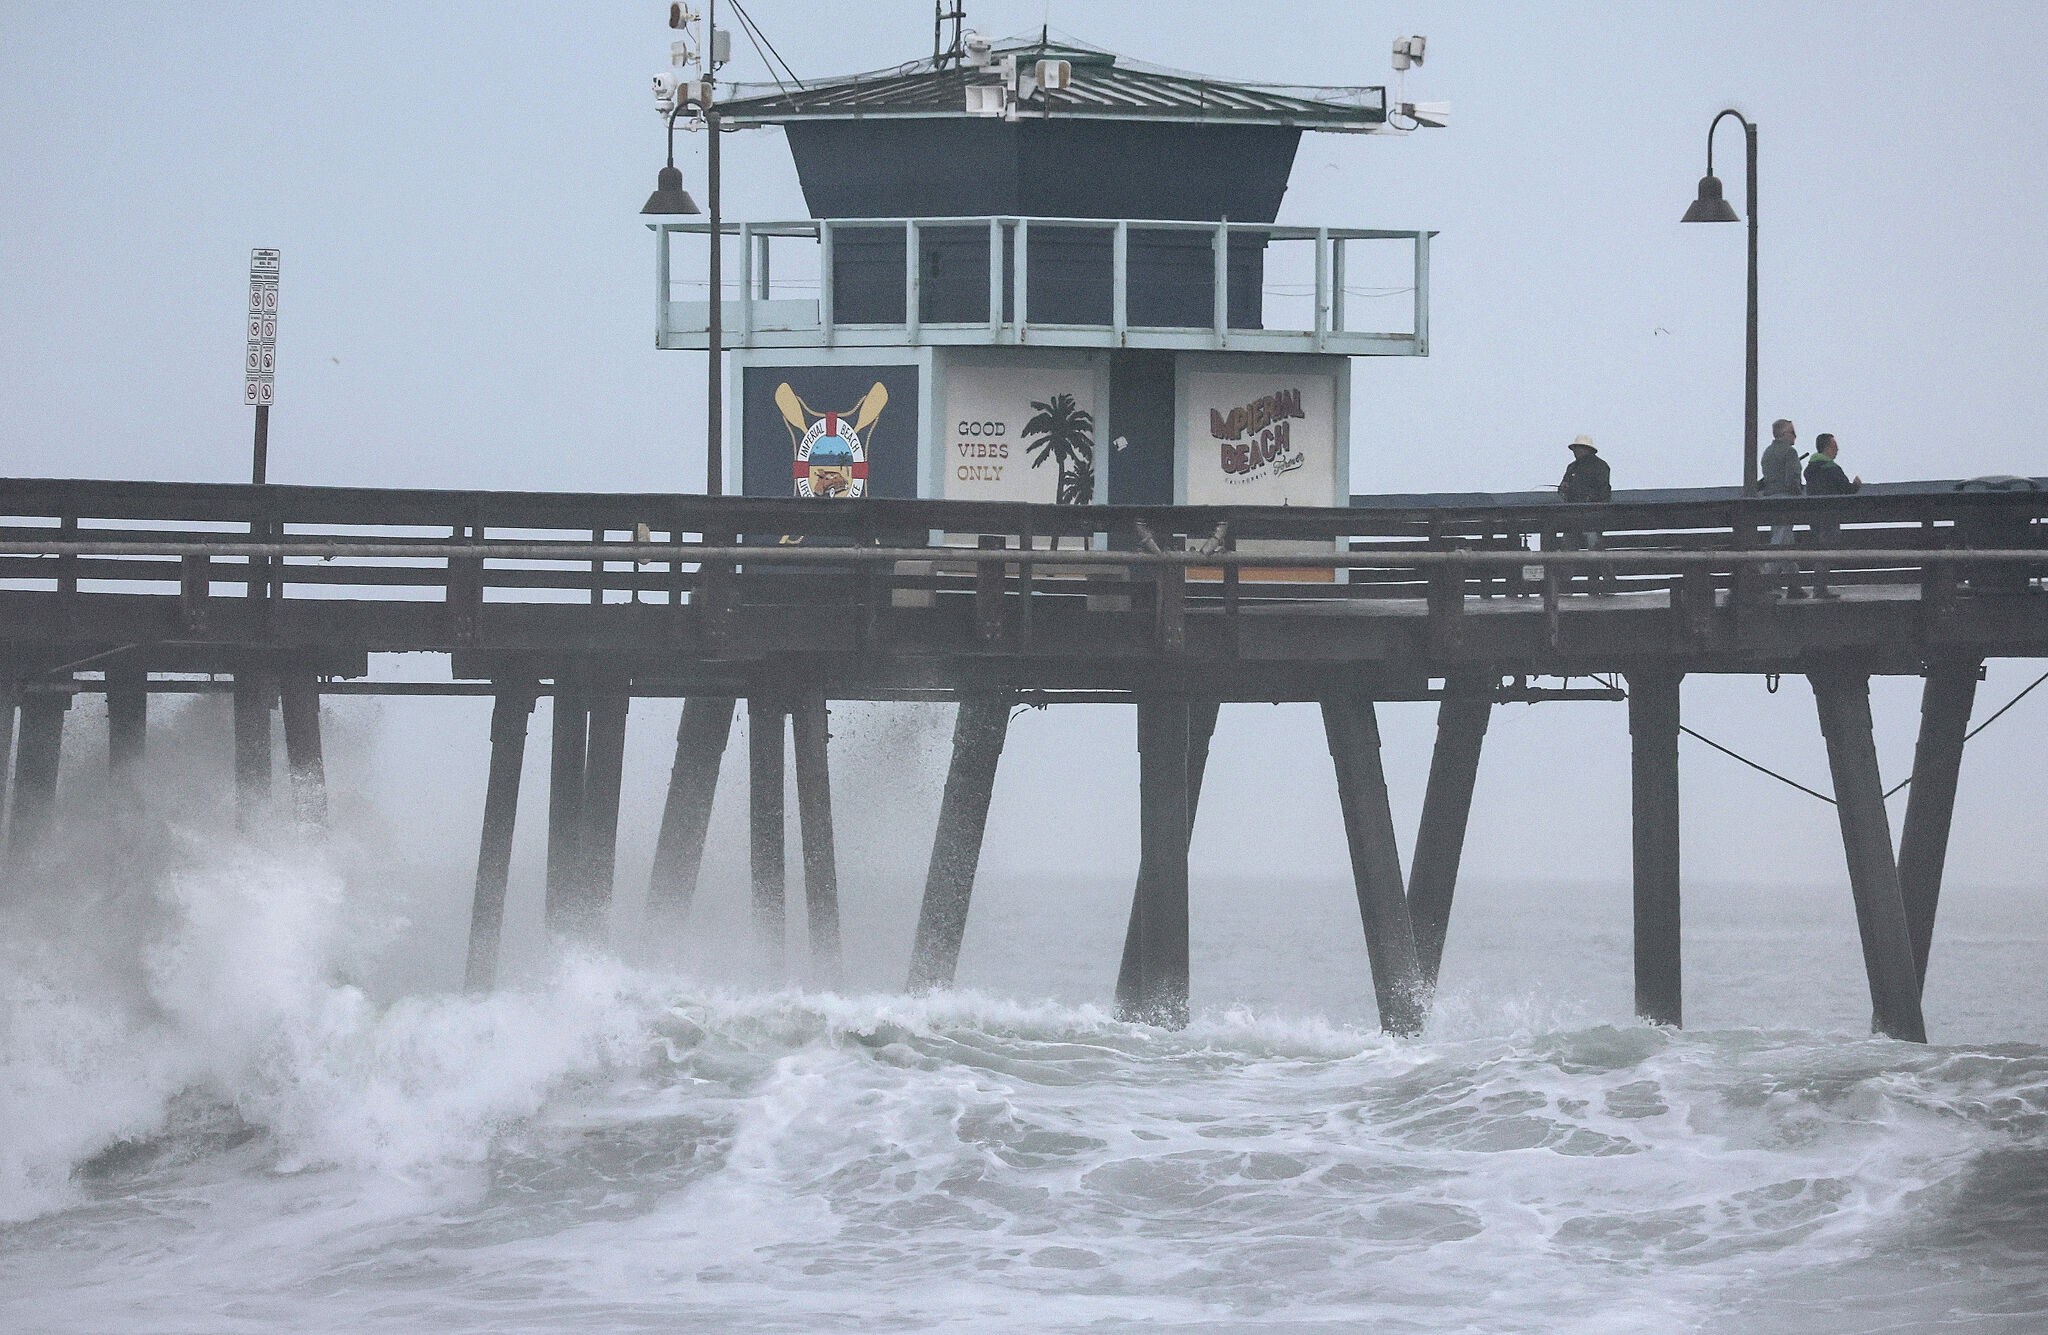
[
  {"x1": 1682, "y1": 109, "x2": 1758, "y2": 495},
  {"x1": 641, "y1": 97, "x2": 724, "y2": 496}
]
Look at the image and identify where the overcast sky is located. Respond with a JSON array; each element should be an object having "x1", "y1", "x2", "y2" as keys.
[{"x1": 3, "y1": 3, "x2": 2046, "y2": 986}]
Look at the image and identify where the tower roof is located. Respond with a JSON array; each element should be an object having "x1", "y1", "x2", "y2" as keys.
[{"x1": 715, "y1": 34, "x2": 1390, "y2": 132}]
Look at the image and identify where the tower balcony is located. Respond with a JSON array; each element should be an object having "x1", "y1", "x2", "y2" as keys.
[{"x1": 651, "y1": 216, "x2": 1432, "y2": 357}]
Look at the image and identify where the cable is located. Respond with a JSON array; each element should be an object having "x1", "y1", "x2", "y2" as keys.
[
  {"x1": 1589, "y1": 670, "x2": 1837, "y2": 804},
  {"x1": 1600, "y1": 665, "x2": 2048, "y2": 807},
  {"x1": 724, "y1": 2, "x2": 783, "y2": 92},
  {"x1": 728, "y1": 1, "x2": 806, "y2": 94},
  {"x1": 1881, "y1": 666, "x2": 2048, "y2": 799},
  {"x1": 1681, "y1": 723, "x2": 1837, "y2": 805}
]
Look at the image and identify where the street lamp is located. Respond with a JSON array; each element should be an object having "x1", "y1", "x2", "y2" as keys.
[
  {"x1": 640, "y1": 106, "x2": 701, "y2": 215},
  {"x1": 641, "y1": 97, "x2": 723, "y2": 497},
  {"x1": 1682, "y1": 109, "x2": 1758, "y2": 495}
]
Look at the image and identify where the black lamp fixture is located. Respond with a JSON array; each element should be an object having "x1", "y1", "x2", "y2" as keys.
[
  {"x1": 642, "y1": 164, "x2": 699, "y2": 216},
  {"x1": 641, "y1": 107, "x2": 701, "y2": 215},
  {"x1": 1682, "y1": 108, "x2": 1759, "y2": 494},
  {"x1": 1682, "y1": 171, "x2": 1739, "y2": 224}
]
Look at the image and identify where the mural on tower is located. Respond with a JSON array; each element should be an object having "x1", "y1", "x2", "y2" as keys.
[
  {"x1": 1182, "y1": 369, "x2": 1339, "y2": 508},
  {"x1": 941, "y1": 364, "x2": 1098, "y2": 505},
  {"x1": 779, "y1": 381, "x2": 881, "y2": 499},
  {"x1": 742, "y1": 365, "x2": 919, "y2": 501}
]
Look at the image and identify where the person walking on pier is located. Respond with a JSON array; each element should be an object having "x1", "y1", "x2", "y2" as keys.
[
  {"x1": 1803, "y1": 432, "x2": 1861, "y2": 599},
  {"x1": 1558, "y1": 435, "x2": 1614, "y2": 593},
  {"x1": 1759, "y1": 418, "x2": 1805, "y2": 597}
]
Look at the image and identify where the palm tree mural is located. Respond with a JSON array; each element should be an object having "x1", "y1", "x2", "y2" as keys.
[{"x1": 1022, "y1": 393, "x2": 1096, "y2": 505}]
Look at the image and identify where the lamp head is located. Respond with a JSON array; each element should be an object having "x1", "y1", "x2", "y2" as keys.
[
  {"x1": 641, "y1": 164, "x2": 700, "y2": 215},
  {"x1": 1682, "y1": 172, "x2": 1740, "y2": 223}
]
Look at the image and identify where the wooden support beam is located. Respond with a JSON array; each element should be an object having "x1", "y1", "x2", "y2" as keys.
[
  {"x1": 1321, "y1": 693, "x2": 1427, "y2": 1036},
  {"x1": 1408, "y1": 677, "x2": 1493, "y2": 992},
  {"x1": 1425, "y1": 547, "x2": 1466, "y2": 655},
  {"x1": 1126, "y1": 694, "x2": 1195, "y2": 1026},
  {"x1": 179, "y1": 553, "x2": 210, "y2": 632},
  {"x1": 1626, "y1": 669, "x2": 1683, "y2": 1027},
  {"x1": 1116, "y1": 698, "x2": 1218, "y2": 1019},
  {"x1": 8, "y1": 689, "x2": 67, "y2": 869},
  {"x1": 576, "y1": 691, "x2": 631, "y2": 936},
  {"x1": 1156, "y1": 561, "x2": 1186, "y2": 655},
  {"x1": 646, "y1": 695, "x2": 736, "y2": 924},
  {"x1": 1896, "y1": 661, "x2": 1979, "y2": 991},
  {"x1": 447, "y1": 539, "x2": 484, "y2": 644},
  {"x1": 790, "y1": 692, "x2": 844, "y2": 987},
  {"x1": 0, "y1": 682, "x2": 17, "y2": 845},
  {"x1": 974, "y1": 533, "x2": 1005, "y2": 643},
  {"x1": 1809, "y1": 669, "x2": 1929, "y2": 1042},
  {"x1": 906, "y1": 694, "x2": 1011, "y2": 992},
  {"x1": 466, "y1": 687, "x2": 535, "y2": 991},
  {"x1": 278, "y1": 673, "x2": 326, "y2": 825},
  {"x1": 748, "y1": 697, "x2": 789, "y2": 975},
  {"x1": 543, "y1": 689, "x2": 589, "y2": 934},
  {"x1": 107, "y1": 667, "x2": 147, "y2": 779},
  {"x1": 231, "y1": 673, "x2": 272, "y2": 826}
]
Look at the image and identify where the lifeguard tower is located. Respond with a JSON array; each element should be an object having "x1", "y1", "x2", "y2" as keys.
[{"x1": 647, "y1": 17, "x2": 1444, "y2": 534}]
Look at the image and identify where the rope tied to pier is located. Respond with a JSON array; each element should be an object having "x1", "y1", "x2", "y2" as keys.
[{"x1": 1592, "y1": 668, "x2": 2048, "y2": 805}]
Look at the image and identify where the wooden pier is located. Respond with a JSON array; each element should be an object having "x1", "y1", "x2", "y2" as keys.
[{"x1": 1, "y1": 476, "x2": 2044, "y2": 1040}]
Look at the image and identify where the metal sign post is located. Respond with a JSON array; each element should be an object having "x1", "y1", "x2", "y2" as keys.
[{"x1": 244, "y1": 249, "x2": 280, "y2": 483}]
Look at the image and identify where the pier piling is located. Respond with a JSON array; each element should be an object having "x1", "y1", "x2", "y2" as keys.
[
  {"x1": 906, "y1": 694, "x2": 1011, "y2": 992},
  {"x1": 466, "y1": 687, "x2": 535, "y2": 991},
  {"x1": 231, "y1": 674, "x2": 272, "y2": 824},
  {"x1": 646, "y1": 696, "x2": 735, "y2": 925},
  {"x1": 1809, "y1": 669, "x2": 1928, "y2": 1042},
  {"x1": 790, "y1": 692, "x2": 844, "y2": 987},
  {"x1": 1627, "y1": 669, "x2": 1684, "y2": 1027},
  {"x1": 543, "y1": 689, "x2": 589, "y2": 934},
  {"x1": 578, "y1": 690, "x2": 631, "y2": 931},
  {"x1": 748, "y1": 697, "x2": 789, "y2": 975},
  {"x1": 107, "y1": 666, "x2": 146, "y2": 780},
  {"x1": 278, "y1": 673, "x2": 326, "y2": 825},
  {"x1": 1128, "y1": 695, "x2": 1196, "y2": 1027},
  {"x1": 1408, "y1": 676, "x2": 1493, "y2": 992},
  {"x1": 1896, "y1": 661, "x2": 1979, "y2": 991},
  {"x1": 8, "y1": 688, "x2": 68, "y2": 866},
  {"x1": 0, "y1": 684, "x2": 16, "y2": 846},
  {"x1": 1117, "y1": 698, "x2": 1216, "y2": 1021},
  {"x1": 1321, "y1": 694, "x2": 1427, "y2": 1036}
]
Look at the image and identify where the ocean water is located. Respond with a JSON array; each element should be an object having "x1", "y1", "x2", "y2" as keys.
[{"x1": 2, "y1": 702, "x2": 2046, "y2": 1333}]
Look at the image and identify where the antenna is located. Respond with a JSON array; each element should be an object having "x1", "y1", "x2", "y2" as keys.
[{"x1": 934, "y1": 0, "x2": 967, "y2": 69}]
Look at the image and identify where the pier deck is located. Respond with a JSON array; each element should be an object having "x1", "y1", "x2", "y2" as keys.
[{"x1": 1, "y1": 476, "x2": 2042, "y2": 1041}]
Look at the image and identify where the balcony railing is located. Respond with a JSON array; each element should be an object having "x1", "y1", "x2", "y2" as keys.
[{"x1": 650, "y1": 216, "x2": 1432, "y2": 356}]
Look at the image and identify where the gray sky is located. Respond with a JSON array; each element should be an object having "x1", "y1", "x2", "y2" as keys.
[{"x1": 4, "y1": 3, "x2": 2047, "y2": 939}]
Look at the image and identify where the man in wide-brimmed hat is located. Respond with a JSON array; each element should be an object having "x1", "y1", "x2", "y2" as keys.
[{"x1": 1558, "y1": 436, "x2": 1614, "y2": 592}]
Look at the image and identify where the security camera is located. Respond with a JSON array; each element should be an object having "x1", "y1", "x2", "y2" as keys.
[
  {"x1": 1392, "y1": 35, "x2": 1426, "y2": 70},
  {"x1": 963, "y1": 30, "x2": 993, "y2": 67},
  {"x1": 653, "y1": 70, "x2": 681, "y2": 114}
]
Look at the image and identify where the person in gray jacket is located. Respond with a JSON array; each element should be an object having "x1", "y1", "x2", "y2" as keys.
[{"x1": 1758, "y1": 418, "x2": 1805, "y2": 597}]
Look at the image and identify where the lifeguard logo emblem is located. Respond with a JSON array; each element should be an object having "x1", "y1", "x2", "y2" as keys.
[{"x1": 776, "y1": 380, "x2": 886, "y2": 499}]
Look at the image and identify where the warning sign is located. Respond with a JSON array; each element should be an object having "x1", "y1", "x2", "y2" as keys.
[{"x1": 244, "y1": 249, "x2": 279, "y2": 405}]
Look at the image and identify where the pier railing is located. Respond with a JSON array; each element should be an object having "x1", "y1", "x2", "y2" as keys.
[
  {"x1": 650, "y1": 216, "x2": 1432, "y2": 355},
  {"x1": 0, "y1": 480, "x2": 2041, "y2": 643}
]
